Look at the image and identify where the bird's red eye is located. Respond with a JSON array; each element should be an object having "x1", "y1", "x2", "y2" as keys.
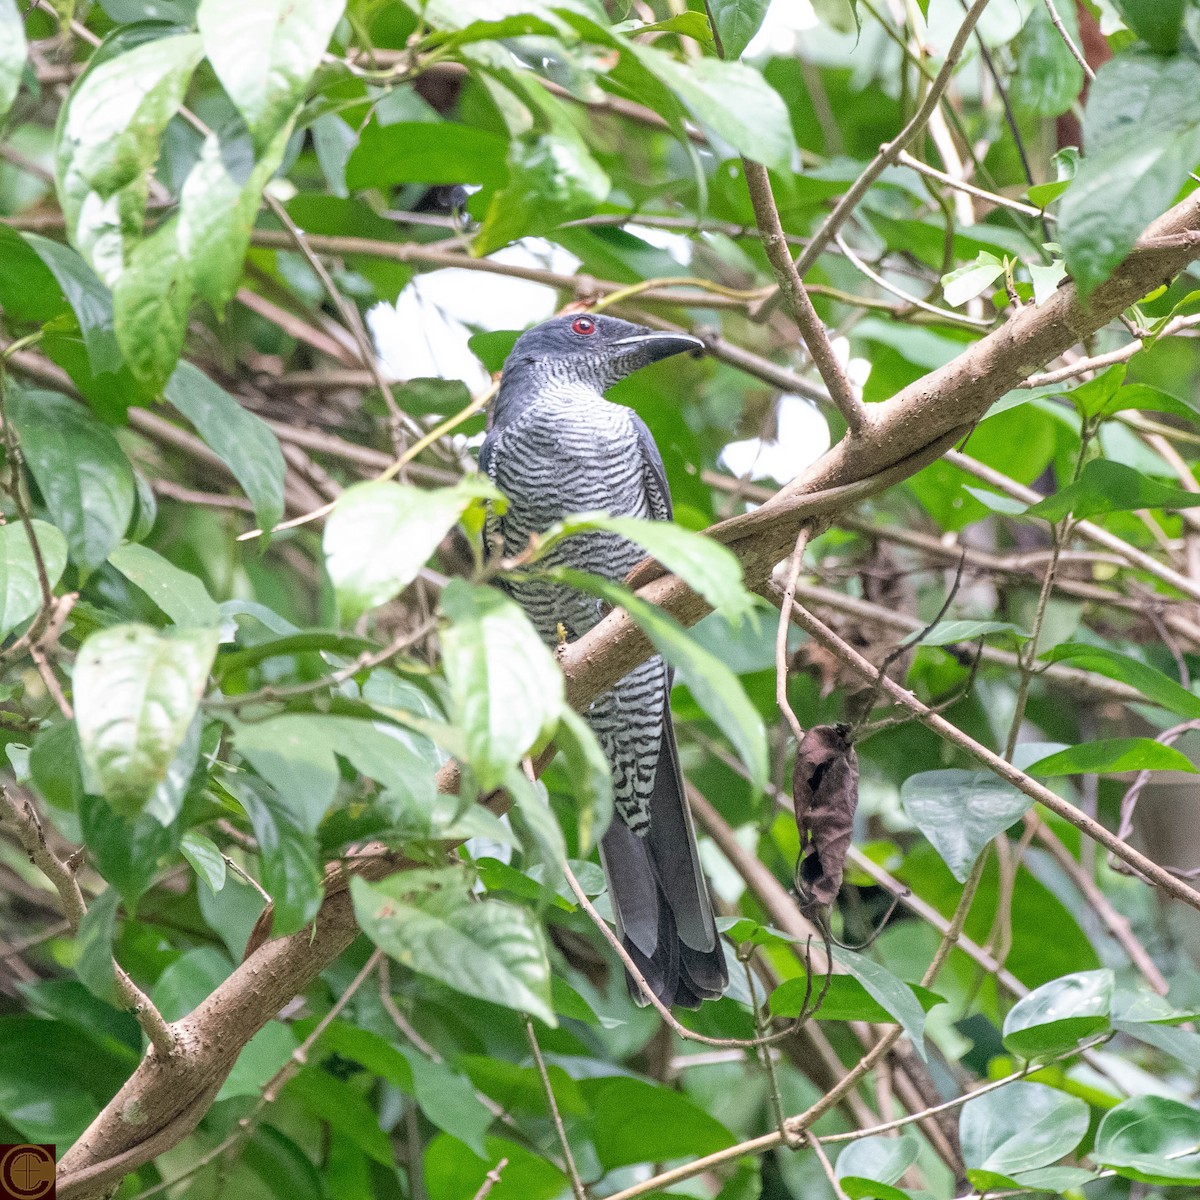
[{"x1": 571, "y1": 316, "x2": 596, "y2": 336}]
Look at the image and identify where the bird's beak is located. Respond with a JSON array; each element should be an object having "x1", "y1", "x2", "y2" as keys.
[{"x1": 611, "y1": 330, "x2": 705, "y2": 364}]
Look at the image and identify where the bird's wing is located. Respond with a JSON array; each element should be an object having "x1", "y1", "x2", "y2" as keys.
[{"x1": 632, "y1": 414, "x2": 672, "y2": 522}]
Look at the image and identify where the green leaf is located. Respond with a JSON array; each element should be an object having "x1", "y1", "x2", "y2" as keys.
[
  {"x1": 79, "y1": 791, "x2": 178, "y2": 904},
  {"x1": 833, "y1": 946, "x2": 929, "y2": 1059},
  {"x1": 165, "y1": 363, "x2": 286, "y2": 535},
  {"x1": 504, "y1": 768, "x2": 566, "y2": 895},
  {"x1": 1026, "y1": 459, "x2": 1200, "y2": 522},
  {"x1": 836, "y1": 1135, "x2": 920, "y2": 1198},
  {"x1": 324, "y1": 478, "x2": 499, "y2": 619},
  {"x1": 404, "y1": 1049, "x2": 493, "y2": 1158},
  {"x1": 534, "y1": 513, "x2": 754, "y2": 624},
  {"x1": 615, "y1": 12, "x2": 713, "y2": 42},
  {"x1": 351, "y1": 871, "x2": 556, "y2": 1025},
  {"x1": 234, "y1": 779, "x2": 323, "y2": 937},
  {"x1": 476, "y1": 133, "x2": 610, "y2": 255},
  {"x1": 111, "y1": 216, "x2": 193, "y2": 389},
  {"x1": 75, "y1": 886, "x2": 121, "y2": 1005},
  {"x1": 55, "y1": 33, "x2": 204, "y2": 284},
  {"x1": 900, "y1": 769, "x2": 1032, "y2": 882},
  {"x1": 1041, "y1": 643, "x2": 1200, "y2": 719},
  {"x1": 439, "y1": 580, "x2": 564, "y2": 791},
  {"x1": 1095, "y1": 1095, "x2": 1200, "y2": 1184},
  {"x1": 550, "y1": 568, "x2": 768, "y2": 791},
  {"x1": 900, "y1": 618, "x2": 1025, "y2": 647},
  {"x1": 706, "y1": 0, "x2": 769, "y2": 58},
  {"x1": 961, "y1": 1080, "x2": 1090, "y2": 1175},
  {"x1": 581, "y1": 1075, "x2": 736, "y2": 1169},
  {"x1": 197, "y1": 0, "x2": 346, "y2": 151},
  {"x1": 424, "y1": 1134, "x2": 567, "y2": 1200},
  {"x1": 1029, "y1": 260, "x2": 1068, "y2": 306},
  {"x1": 0, "y1": 520, "x2": 68, "y2": 638},
  {"x1": 9, "y1": 389, "x2": 134, "y2": 572},
  {"x1": 285, "y1": 1068, "x2": 394, "y2": 1165},
  {"x1": 1011, "y1": 1, "x2": 1083, "y2": 117},
  {"x1": 74, "y1": 624, "x2": 218, "y2": 814},
  {"x1": 962, "y1": 485, "x2": 1029, "y2": 516},
  {"x1": 1002, "y1": 969, "x2": 1114, "y2": 1058},
  {"x1": 30, "y1": 721, "x2": 85, "y2": 812},
  {"x1": 941, "y1": 252, "x2": 1005, "y2": 307},
  {"x1": 1060, "y1": 53, "x2": 1200, "y2": 293},
  {"x1": 109, "y1": 542, "x2": 220, "y2": 628},
  {"x1": 219, "y1": 1022, "x2": 297, "y2": 1100},
  {"x1": 0, "y1": 0, "x2": 26, "y2": 121},
  {"x1": 180, "y1": 830, "x2": 227, "y2": 893},
  {"x1": 1025, "y1": 738, "x2": 1196, "y2": 777},
  {"x1": 1113, "y1": 0, "x2": 1185, "y2": 53},
  {"x1": 550, "y1": 706, "x2": 613, "y2": 853},
  {"x1": 345, "y1": 121, "x2": 510, "y2": 191},
  {"x1": 1067, "y1": 363, "x2": 1126, "y2": 420},
  {"x1": 771, "y1": 973, "x2": 944, "y2": 1025}
]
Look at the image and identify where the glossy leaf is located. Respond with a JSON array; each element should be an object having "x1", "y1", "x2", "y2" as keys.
[
  {"x1": 165, "y1": 363, "x2": 286, "y2": 535},
  {"x1": 345, "y1": 121, "x2": 510, "y2": 191},
  {"x1": 79, "y1": 791, "x2": 178, "y2": 904},
  {"x1": 109, "y1": 542, "x2": 220, "y2": 628},
  {"x1": 534, "y1": 513, "x2": 754, "y2": 623},
  {"x1": 0, "y1": 0, "x2": 25, "y2": 121},
  {"x1": 941, "y1": 252, "x2": 1005, "y2": 307},
  {"x1": 1095, "y1": 1095, "x2": 1200, "y2": 1184},
  {"x1": 900, "y1": 618, "x2": 1025, "y2": 647},
  {"x1": 0, "y1": 520, "x2": 68, "y2": 638},
  {"x1": 772, "y1": 974, "x2": 944, "y2": 1025},
  {"x1": 351, "y1": 871, "x2": 556, "y2": 1025},
  {"x1": 424, "y1": 1134, "x2": 566, "y2": 1200},
  {"x1": 1041, "y1": 643, "x2": 1200, "y2": 719},
  {"x1": 324, "y1": 478, "x2": 499, "y2": 619},
  {"x1": 961, "y1": 1081, "x2": 1090, "y2": 1175},
  {"x1": 550, "y1": 706, "x2": 613, "y2": 853},
  {"x1": 1025, "y1": 738, "x2": 1196, "y2": 777},
  {"x1": 197, "y1": 0, "x2": 346, "y2": 151},
  {"x1": 833, "y1": 946, "x2": 928, "y2": 1059},
  {"x1": 180, "y1": 830, "x2": 227, "y2": 893},
  {"x1": 74, "y1": 624, "x2": 218, "y2": 814},
  {"x1": 8, "y1": 388, "x2": 135, "y2": 572},
  {"x1": 439, "y1": 580, "x2": 564, "y2": 791},
  {"x1": 75, "y1": 886, "x2": 121, "y2": 1005},
  {"x1": 1113, "y1": 0, "x2": 1186, "y2": 53},
  {"x1": 900, "y1": 769, "x2": 1032, "y2": 882},
  {"x1": 1026, "y1": 459, "x2": 1200, "y2": 522},
  {"x1": 1011, "y1": 1, "x2": 1083, "y2": 117},
  {"x1": 706, "y1": 0, "x2": 769, "y2": 58},
  {"x1": 1002, "y1": 969, "x2": 1114, "y2": 1058},
  {"x1": 836, "y1": 1135, "x2": 920, "y2": 1199}
]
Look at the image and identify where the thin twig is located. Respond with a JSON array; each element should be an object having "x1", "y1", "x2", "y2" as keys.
[
  {"x1": 524, "y1": 1017, "x2": 585, "y2": 1200},
  {"x1": 1041, "y1": 0, "x2": 1094, "y2": 81}
]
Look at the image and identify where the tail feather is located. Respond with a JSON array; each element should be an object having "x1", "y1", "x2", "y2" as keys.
[{"x1": 598, "y1": 694, "x2": 728, "y2": 1009}]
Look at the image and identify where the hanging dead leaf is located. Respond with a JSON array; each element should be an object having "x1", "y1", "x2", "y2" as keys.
[{"x1": 793, "y1": 723, "x2": 859, "y2": 909}]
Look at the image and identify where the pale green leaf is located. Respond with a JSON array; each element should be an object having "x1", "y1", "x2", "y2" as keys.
[
  {"x1": 0, "y1": 520, "x2": 67, "y2": 638},
  {"x1": 0, "y1": 0, "x2": 26, "y2": 122},
  {"x1": 962, "y1": 1081, "x2": 1090, "y2": 1175},
  {"x1": 109, "y1": 542, "x2": 220, "y2": 628}
]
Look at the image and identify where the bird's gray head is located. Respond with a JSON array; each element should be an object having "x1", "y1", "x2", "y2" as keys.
[{"x1": 491, "y1": 313, "x2": 703, "y2": 428}]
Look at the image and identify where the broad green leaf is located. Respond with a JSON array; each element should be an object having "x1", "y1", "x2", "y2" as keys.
[
  {"x1": 30, "y1": 721, "x2": 85, "y2": 812},
  {"x1": 74, "y1": 624, "x2": 218, "y2": 814},
  {"x1": 941, "y1": 252, "x2": 1005, "y2": 307},
  {"x1": 1025, "y1": 738, "x2": 1196, "y2": 777},
  {"x1": 1067, "y1": 363, "x2": 1126, "y2": 420},
  {"x1": 165, "y1": 363, "x2": 286, "y2": 535},
  {"x1": 1002, "y1": 969, "x2": 1114, "y2": 1058},
  {"x1": 109, "y1": 542, "x2": 220, "y2": 628},
  {"x1": 197, "y1": 0, "x2": 346, "y2": 151},
  {"x1": 581, "y1": 1075, "x2": 736, "y2": 1168},
  {"x1": 504, "y1": 768, "x2": 566, "y2": 894},
  {"x1": 476, "y1": 133, "x2": 610, "y2": 255},
  {"x1": 961, "y1": 1081, "x2": 1090, "y2": 1175},
  {"x1": 351, "y1": 871, "x2": 556, "y2": 1025},
  {"x1": 1026, "y1": 459, "x2": 1200, "y2": 522},
  {"x1": 899, "y1": 769, "x2": 1032, "y2": 881},
  {"x1": 1095, "y1": 1095, "x2": 1200, "y2": 1184},
  {"x1": 24, "y1": 233, "x2": 123, "y2": 376},
  {"x1": 833, "y1": 946, "x2": 929, "y2": 1059},
  {"x1": 836, "y1": 1135, "x2": 920, "y2": 1200},
  {"x1": 176, "y1": 123, "x2": 291, "y2": 311},
  {"x1": 962, "y1": 485, "x2": 1028, "y2": 515},
  {"x1": 181, "y1": 830, "x2": 227, "y2": 893},
  {"x1": 111, "y1": 216, "x2": 192, "y2": 389},
  {"x1": 900, "y1": 618, "x2": 1025, "y2": 647},
  {"x1": 143, "y1": 710, "x2": 200, "y2": 826},
  {"x1": 0, "y1": 0, "x2": 25, "y2": 121},
  {"x1": 706, "y1": 0, "x2": 769, "y2": 58},
  {"x1": 1060, "y1": 53, "x2": 1200, "y2": 293},
  {"x1": 439, "y1": 580, "x2": 564, "y2": 791},
  {"x1": 550, "y1": 568, "x2": 768, "y2": 791},
  {"x1": 1011, "y1": 1, "x2": 1083, "y2": 117},
  {"x1": 0, "y1": 520, "x2": 68, "y2": 638},
  {"x1": 55, "y1": 33, "x2": 204, "y2": 284},
  {"x1": 1029, "y1": 260, "x2": 1067, "y2": 306},
  {"x1": 1113, "y1": 0, "x2": 1185, "y2": 53},
  {"x1": 550, "y1": 706, "x2": 613, "y2": 853},
  {"x1": 284, "y1": 1068, "x2": 393, "y2": 1165},
  {"x1": 534, "y1": 513, "x2": 753, "y2": 623},
  {"x1": 424, "y1": 1133, "x2": 567, "y2": 1200},
  {"x1": 75, "y1": 886, "x2": 121, "y2": 1005},
  {"x1": 79, "y1": 791, "x2": 178, "y2": 904},
  {"x1": 233, "y1": 779, "x2": 323, "y2": 937},
  {"x1": 216, "y1": 630, "x2": 376, "y2": 676},
  {"x1": 324, "y1": 478, "x2": 499, "y2": 619},
  {"x1": 404, "y1": 1049, "x2": 493, "y2": 1158},
  {"x1": 345, "y1": 121, "x2": 510, "y2": 191},
  {"x1": 771, "y1": 974, "x2": 944, "y2": 1025},
  {"x1": 615, "y1": 12, "x2": 713, "y2": 42},
  {"x1": 1041, "y1": 643, "x2": 1200, "y2": 719},
  {"x1": 220, "y1": 1023, "x2": 298, "y2": 1101},
  {"x1": 8, "y1": 389, "x2": 135, "y2": 572}
]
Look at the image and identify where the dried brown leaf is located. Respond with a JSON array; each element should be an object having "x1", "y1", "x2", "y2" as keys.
[{"x1": 793, "y1": 723, "x2": 859, "y2": 909}]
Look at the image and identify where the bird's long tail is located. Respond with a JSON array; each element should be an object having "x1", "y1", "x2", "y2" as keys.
[{"x1": 598, "y1": 692, "x2": 728, "y2": 1008}]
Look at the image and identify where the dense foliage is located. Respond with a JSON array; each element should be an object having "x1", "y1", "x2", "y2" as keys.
[{"x1": 2, "y1": 1, "x2": 1200, "y2": 1198}]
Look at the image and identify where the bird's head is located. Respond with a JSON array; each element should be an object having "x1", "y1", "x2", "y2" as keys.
[{"x1": 493, "y1": 314, "x2": 703, "y2": 424}]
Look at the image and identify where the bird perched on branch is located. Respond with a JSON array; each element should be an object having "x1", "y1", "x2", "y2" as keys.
[{"x1": 480, "y1": 312, "x2": 728, "y2": 1008}]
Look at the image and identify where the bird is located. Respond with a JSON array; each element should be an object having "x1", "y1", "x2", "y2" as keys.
[{"x1": 479, "y1": 312, "x2": 728, "y2": 1008}]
